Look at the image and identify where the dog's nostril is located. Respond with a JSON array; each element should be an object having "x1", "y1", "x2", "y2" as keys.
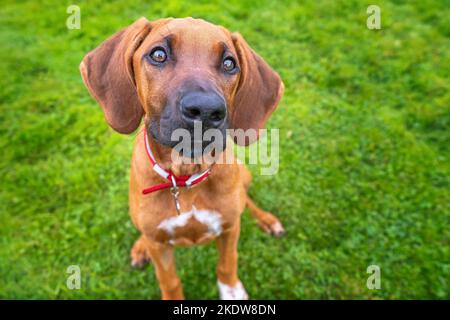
[
  {"x1": 210, "y1": 110, "x2": 224, "y2": 121},
  {"x1": 186, "y1": 107, "x2": 201, "y2": 119},
  {"x1": 182, "y1": 104, "x2": 203, "y2": 121}
]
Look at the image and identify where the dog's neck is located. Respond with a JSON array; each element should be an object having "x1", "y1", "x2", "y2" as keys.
[{"x1": 145, "y1": 129, "x2": 213, "y2": 177}]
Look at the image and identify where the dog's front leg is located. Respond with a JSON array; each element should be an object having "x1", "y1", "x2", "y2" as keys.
[
  {"x1": 147, "y1": 240, "x2": 184, "y2": 300},
  {"x1": 216, "y1": 221, "x2": 248, "y2": 300}
]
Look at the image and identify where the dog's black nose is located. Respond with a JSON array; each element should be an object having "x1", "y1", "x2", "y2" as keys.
[{"x1": 180, "y1": 92, "x2": 226, "y2": 128}]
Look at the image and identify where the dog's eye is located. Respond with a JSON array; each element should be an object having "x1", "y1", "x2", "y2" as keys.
[
  {"x1": 222, "y1": 57, "x2": 236, "y2": 73},
  {"x1": 150, "y1": 48, "x2": 167, "y2": 63}
]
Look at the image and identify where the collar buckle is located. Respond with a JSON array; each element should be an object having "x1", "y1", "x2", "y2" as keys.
[{"x1": 170, "y1": 175, "x2": 181, "y2": 215}]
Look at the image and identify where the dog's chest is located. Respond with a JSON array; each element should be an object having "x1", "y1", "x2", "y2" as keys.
[
  {"x1": 138, "y1": 177, "x2": 245, "y2": 246},
  {"x1": 152, "y1": 205, "x2": 230, "y2": 246},
  {"x1": 160, "y1": 206, "x2": 222, "y2": 242}
]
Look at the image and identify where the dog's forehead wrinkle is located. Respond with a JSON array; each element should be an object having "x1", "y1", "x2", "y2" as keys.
[
  {"x1": 164, "y1": 18, "x2": 230, "y2": 46},
  {"x1": 169, "y1": 17, "x2": 216, "y2": 29}
]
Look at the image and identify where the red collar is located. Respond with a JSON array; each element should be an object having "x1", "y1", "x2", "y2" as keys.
[{"x1": 142, "y1": 129, "x2": 211, "y2": 195}]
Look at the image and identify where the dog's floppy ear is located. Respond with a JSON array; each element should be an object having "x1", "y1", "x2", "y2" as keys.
[
  {"x1": 230, "y1": 32, "x2": 284, "y2": 145},
  {"x1": 79, "y1": 17, "x2": 151, "y2": 134}
]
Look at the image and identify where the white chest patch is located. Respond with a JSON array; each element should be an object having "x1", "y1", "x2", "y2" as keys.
[
  {"x1": 157, "y1": 206, "x2": 223, "y2": 237},
  {"x1": 217, "y1": 280, "x2": 249, "y2": 300}
]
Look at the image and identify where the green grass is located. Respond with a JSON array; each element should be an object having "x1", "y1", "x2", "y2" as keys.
[{"x1": 0, "y1": 0, "x2": 449, "y2": 299}]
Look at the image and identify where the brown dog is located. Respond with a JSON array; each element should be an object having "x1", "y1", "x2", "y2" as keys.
[{"x1": 80, "y1": 17, "x2": 284, "y2": 300}]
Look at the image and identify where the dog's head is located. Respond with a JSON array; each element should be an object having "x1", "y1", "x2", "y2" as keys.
[{"x1": 80, "y1": 17, "x2": 283, "y2": 151}]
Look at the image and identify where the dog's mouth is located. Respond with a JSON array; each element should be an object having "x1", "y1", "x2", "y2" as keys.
[
  {"x1": 149, "y1": 118, "x2": 227, "y2": 159},
  {"x1": 149, "y1": 118, "x2": 177, "y2": 148}
]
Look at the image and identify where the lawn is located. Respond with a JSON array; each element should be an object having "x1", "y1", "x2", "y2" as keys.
[{"x1": 0, "y1": 0, "x2": 448, "y2": 299}]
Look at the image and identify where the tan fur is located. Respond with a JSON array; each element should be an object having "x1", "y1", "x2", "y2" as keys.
[{"x1": 80, "y1": 17, "x2": 285, "y2": 300}]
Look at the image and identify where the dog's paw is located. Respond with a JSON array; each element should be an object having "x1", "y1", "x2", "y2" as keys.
[
  {"x1": 130, "y1": 236, "x2": 151, "y2": 268},
  {"x1": 257, "y1": 213, "x2": 285, "y2": 237},
  {"x1": 217, "y1": 280, "x2": 249, "y2": 300}
]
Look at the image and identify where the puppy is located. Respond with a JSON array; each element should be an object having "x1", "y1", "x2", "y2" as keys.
[{"x1": 80, "y1": 17, "x2": 284, "y2": 300}]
